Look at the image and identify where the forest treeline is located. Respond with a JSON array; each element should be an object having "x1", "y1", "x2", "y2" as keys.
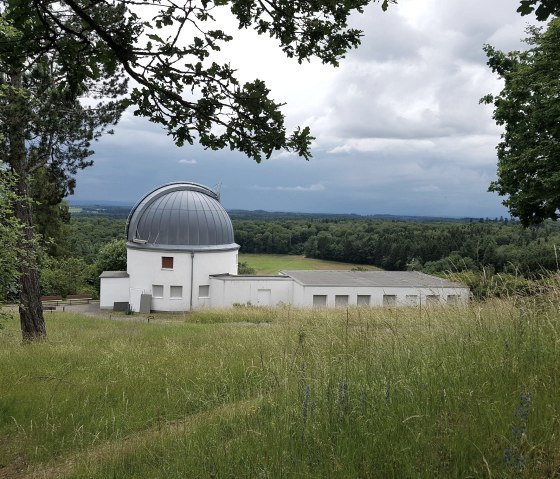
[
  {"x1": 12, "y1": 206, "x2": 560, "y2": 301},
  {"x1": 234, "y1": 218, "x2": 560, "y2": 276}
]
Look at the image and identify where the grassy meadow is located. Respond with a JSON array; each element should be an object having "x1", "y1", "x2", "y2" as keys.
[
  {"x1": 1, "y1": 298, "x2": 560, "y2": 478},
  {"x1": 238, "y1": 253, "x2": 379, "y2": 275}
]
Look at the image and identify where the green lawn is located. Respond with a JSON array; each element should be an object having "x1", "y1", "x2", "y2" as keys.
[
  {"x1": 238, "y1": 253, "x2": 380, "y2": 275},
  {"x1": 1, "y1": 298, "x2": 560, "y2": 478}
]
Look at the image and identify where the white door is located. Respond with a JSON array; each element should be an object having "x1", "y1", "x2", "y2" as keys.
[
  {"x1": 129, "y1": 288, "x2": 143, "y2": 312},
  {"x1": 257, "y1": 289, "x2": 271, "y2": 306}
]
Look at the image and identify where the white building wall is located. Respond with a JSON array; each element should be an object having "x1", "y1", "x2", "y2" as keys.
[
  {"x1": 191, "y1": 251, "x2": 238, "y2": 309},
  {"x1": 297, "y1": 286, "x2": 469, "y2": 307},
  {"x1": 99, "y1": 277, "x2": 130, "y2": 309},
  {"x1": 121, "y1": 246, "x2": 469, "y2": 311},
  {"x1": 127, "y1": 247, "x2": 237, "y2": 312},
  {"x1": 209, "y1": 277, "x2": 293, "y2": 308}
]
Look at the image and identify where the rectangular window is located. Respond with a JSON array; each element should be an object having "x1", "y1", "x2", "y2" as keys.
[
  {"x1": 405, "y1": 294, "x2": 419, "y2": 305},
  {"x1": 357, "y1": 295, "x2": 371, "y2": 306},
  {"x1": 335, "y1": 295, "x2": 349, "y2": 306},
  {"x1": 426, "y1": 294, "x2": 440, "y2": 305},
  {"x1": 170, "y1": 286, "x2": 183, "y2": 299},
  {"x1": 162, "y1": 256, "x2": 174, "y2": 269},
  {"x1": 152, "y1": 285, "x2": 164, "y2": 298},
  {"x1": 199, "y1": 285, "x2": 210, "y2": 298},
  {"x1": 383, "y1": 295, "x2": 397, "y2": 306},
  {"x1": 447, "y1": 294, "x2": 459, "y2": 304},
  {"x1": 313, "y1": 295, "x2": 327, "y2": 307}
]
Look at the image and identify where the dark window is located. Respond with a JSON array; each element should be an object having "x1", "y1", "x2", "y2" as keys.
[
  {"x1": 357, "y1": 295, "x2": 371, "y2": 306},
  {"x1": 383, "y1": 295, "x2": 397, "y2": 306},
  {"x1": 426, "y1": 294, "x2": 440, "y2": 305},
  {"x1": 170, "y1": 286, "x2": 183, "y2": 299},
  {"x1": 335, "y1": 295, "x2": 349, "y2": 306},
  {"x1": 447, "y1": 295, "x2": 459, "y2": 304},
  {"x1": 406, "y1": 295, "x2": 418, "y2": 305},
  {"x1": 313, "y1": 295, "x2": 327, "y2": 307},
  {"x1": 162, "y1": 257, "x2": 174, "y2": 269}
]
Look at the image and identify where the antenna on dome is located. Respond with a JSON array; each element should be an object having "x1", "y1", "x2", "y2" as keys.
[{"x1": 214, "y1": 182, "x2": 222, "y2": 201}]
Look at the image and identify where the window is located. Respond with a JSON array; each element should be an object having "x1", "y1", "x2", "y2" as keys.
[
  {"x1": 162, "y1": 256, "x2": 174, "y2": 269},
  {"x1": 152, "y1": 285, "x2": 164, "y2": 298},
  {"x1": 170, "y1": 286, "x2": 183, "y2": 299},
  {"x1": 383, "y1": 295, "x2": 397, "y2": 306},
  {"x1": 199, "y1": 285, "x2": 210, "y2": 298},
  {"x1": 357, "y1": 295, "x2": 371, "y2": 306},
  {"x1": 313, "y1": 295, "x2": 327, "y2": 307},
  {"x1": 405, "y1": 294, "x2": 419, "y2": 305},
  {"x1": 426, "y1": 294, "x2": 440, "y2": 305},
  {"x1": 335, "y1": 295, "x2": 349, "y2": 306},
  {"x1": 447, "y1": 295, "x2": 459, "y2": 304}
]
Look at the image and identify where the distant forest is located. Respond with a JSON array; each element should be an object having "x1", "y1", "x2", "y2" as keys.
[
  {"x1": 15, "y1": 205, "x2": 559, "y2": 301},
  {"x1": 67, "y1": 206, "x2": 560, "y2": 275}
]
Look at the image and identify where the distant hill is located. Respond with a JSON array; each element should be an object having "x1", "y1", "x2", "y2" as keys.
[
  {"x1": 69, "y1": 203, "x2": 493, "y2": 223},
  {"x1": 227, "y1": 209, "x2": 477, "y2": 223},
  {"x1": 70, "y1": 204, "x2": 133, "y2": 219}
]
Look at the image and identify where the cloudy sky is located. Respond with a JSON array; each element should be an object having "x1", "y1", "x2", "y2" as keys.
[{"x1": 73, "y1": 0, "x2": 538, "y2": 217}]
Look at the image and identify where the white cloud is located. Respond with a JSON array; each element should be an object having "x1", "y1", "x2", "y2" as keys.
[
  {"x1": 413, "y1": 185, "x2": 441, "y2": 193},
  {"x1": 252, "y1": 183, "x2": 326, "y2": 192},
  {"x1": 75, "y1": 0, "x2": 538, "y2": 218},
  {"x1": 329, "y1": 138, "x2": 436, "y2": 154}
]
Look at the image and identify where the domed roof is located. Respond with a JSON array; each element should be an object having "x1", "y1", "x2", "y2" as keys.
[{"x1": 126, "y1": 182, "x2": 238, "y2": 251}]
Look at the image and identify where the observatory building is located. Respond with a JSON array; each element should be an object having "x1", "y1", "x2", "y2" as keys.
[{"x1": 99, "y1": 182, "x2": 469, "y2": 312}]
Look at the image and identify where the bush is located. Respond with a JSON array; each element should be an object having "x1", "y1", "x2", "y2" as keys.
[
  {"x1": 96, "y1": 239, "x2": 127, "y2": 273},
  {"x1": 40, "y1": 257, "x2": 98, "y2": 298},
  {"x1": 446, "y1": 270, "x2": 540, "y2": 299},
  {"x1": 238, "y1": 261, "x2": 256, "y2": 275}
]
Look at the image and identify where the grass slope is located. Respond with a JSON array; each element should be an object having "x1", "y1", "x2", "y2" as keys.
[
  {"x1": 238, "y1": 253, "x2": 379, "y2": 275},
  {"x1": 1, "y1": 299, "x2": 560, "y2": 478}
]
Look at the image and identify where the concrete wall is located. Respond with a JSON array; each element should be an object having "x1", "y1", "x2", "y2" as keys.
[
  {"x1": 209, "y1": 278, "x2": 468, "y2": 309},
  {"x1": 294, "y1": 285, "x2": 469, "y2": 307},
  {"x1": 99, "y1": 277, "x2": 130, "y2": 309},
  {"x1": 127, "y1": 247, "x2": 238, "y2": 312},
  {"x1": 209, "y1": 277, "x2": 293, "y2": 308}
]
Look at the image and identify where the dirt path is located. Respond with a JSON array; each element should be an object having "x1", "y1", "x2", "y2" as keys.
[{"x1": 1, "y1": 396, "x2": 263, "y2": 479}]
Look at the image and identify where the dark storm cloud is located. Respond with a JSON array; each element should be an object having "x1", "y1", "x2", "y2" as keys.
[{"x1": 73, "y1": 0, "x2": 537, "y2": 218}]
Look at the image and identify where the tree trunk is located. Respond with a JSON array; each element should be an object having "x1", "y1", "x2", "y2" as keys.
[
  {"x1": 7, "y1": 69, "x2": 47, "y2": 341},
  {"x1": 14, "y1": 182, "x2": 47, "y2": 342}
]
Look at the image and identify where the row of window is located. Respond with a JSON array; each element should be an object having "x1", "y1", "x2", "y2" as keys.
[
  {"x1": 151, "y1": 284, "x2": 210, "y2": 299},
  {"x1": 312, "y1": 294, "x2": 461, "y2": 307},
  {"x1": 152, "y1": 284, "x2": 183, "y2": 299}
]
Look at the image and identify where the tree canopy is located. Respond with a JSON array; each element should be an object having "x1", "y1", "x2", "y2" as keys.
[
  {"x1": 18, "y1": 0, "x2": 395, "y2": 163},
  {"x1": 0, "y1": 167, "x2": 23, "y2": 302},
  {"x1": 517, "y1": 0, "x2": 560, "y2": 21},
  {"x1": 0, "y1": 4, "x2": 127, "y2": 339},
  {"x1": 483, "y1": 18, "x2": 560, "y2": 225}
]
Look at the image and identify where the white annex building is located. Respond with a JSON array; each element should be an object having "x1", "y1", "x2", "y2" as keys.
[{"x1": 99, "y1": 182, "x2": 469, "y2": 312}]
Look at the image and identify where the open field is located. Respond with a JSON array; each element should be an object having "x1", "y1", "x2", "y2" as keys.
[
  {"x1": 1, "y1": 298, "x2": 560, "y2": 478},
  {"x1": 238, "y1": 253, "x2": 380, "y2": 275}
]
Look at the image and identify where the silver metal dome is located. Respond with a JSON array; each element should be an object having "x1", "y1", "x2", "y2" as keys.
[{"x1": 126, "y1": 182, "x2": 238, "y2": 251}]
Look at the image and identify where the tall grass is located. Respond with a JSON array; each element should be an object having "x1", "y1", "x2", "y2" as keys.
[{"x1": 1, "y1": 298, "x2": 560, "y2": 478}]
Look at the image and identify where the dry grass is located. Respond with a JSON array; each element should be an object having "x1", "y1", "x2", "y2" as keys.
[{"x1": 1, "y1": 297, "x2": 560, "y2": 478}]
